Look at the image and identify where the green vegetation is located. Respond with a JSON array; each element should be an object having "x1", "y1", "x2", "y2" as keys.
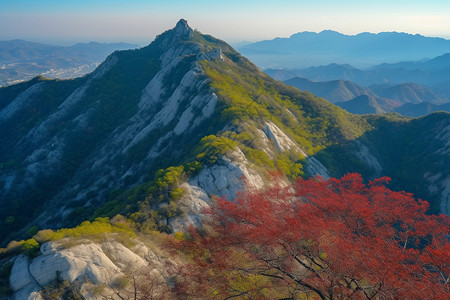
[
  {"x1": 89, "y1": 37, "x2": 377, "y2": 235},
  {"x1": 316, "y1": 112, "x2": 450, "y2": 213},
  {"x1": 0, "y1": 217, "x2": 135, "y2": 261},
  {"x1": 94, "y1": 162, "x2": 202, "y2": 233},
  {"x1": 0, "y1": 43, "x2": 163, "y2": 243},
  {"x1": 275, "y1": 151, "x2": 305, "y2": 180},
  {"x1": 44, "y1": 217, "x2": 135, "y2": 241},
  {"x1": 201, "y1": 57, "x2": 370, "y2": 155},
  {"x1": 20, "y1": 238, "x2": 40, "y2": 257},
  {"x1": 0, "y1": 261, "x2": 13, "y2": 297},
  {"x1": 196, "y1": 134, "x2": 239, "y2": 164},
  {"x1": 1, "y1": 23, "x2": 447, "y2": 266}
]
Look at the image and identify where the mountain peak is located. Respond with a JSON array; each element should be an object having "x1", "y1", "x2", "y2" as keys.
[
  {"x1": 174, "y1": 18, "x2": 193, "y2": 39},
  {"x1": 153, "y1": 18, "x2": 194, "y2": 48}
]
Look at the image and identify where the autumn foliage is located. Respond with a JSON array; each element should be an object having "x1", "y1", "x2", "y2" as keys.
[{"x1": 168, "y1": 173, "x2": 449, "y2": 299}]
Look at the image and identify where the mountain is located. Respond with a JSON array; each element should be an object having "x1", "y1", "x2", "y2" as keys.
[
  {"x1": 284, "y1": 77, "x2": 375, "y2": 103},
  {"x1": 370, "y1": 83, "x2": 445, "y2": 104},
  {"x1": 1, "y1": 20, "x2": 449, "y2": 299},
  {"x1": 335, "y1": 95, "x2": 390, "y2": 114},
  {"x1": 282, "y1": 76, "x2": 447, "y2": 116},
  {"x1": 239, "y1": 31, "x2": 450, "y2": 69},
  {"x1": 370, "y1": 52, "x2": 450, "y2": 71},
  {"x1": 315, "y1": 111, "x2": 449, "y2": 213},
  {"x1": 395, "y1": 102, "x2": 450, "y2": 117},
  {"x1": 284, "y1": 77, "x2": 376, "y2": 103},
  {"x1": 266, "y1": 64, "x2": 366, "y2": 82},
  {"x1": 0, "y1": 40, "x2": 139, "y2": 86},
  {"x1": 1, "y1": 19, "x2": 369, "y2": 244},
  {"x1": 266, "y1": 61, "x2": 450, "y2": 88}
]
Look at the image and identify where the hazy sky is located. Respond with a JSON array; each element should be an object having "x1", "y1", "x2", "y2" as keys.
[{"x1": 1, "y1": 0, "x2": 449, "y2": 46}]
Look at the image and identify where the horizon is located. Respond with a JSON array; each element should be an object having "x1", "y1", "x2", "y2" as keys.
[
  {"x1": 1, "y1": 0, "x2": 450, "y2": 46},
  {"x1": 4, "y1": 27, "x2": 450, "y2": 48}
]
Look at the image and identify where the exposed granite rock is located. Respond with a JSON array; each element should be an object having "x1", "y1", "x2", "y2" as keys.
[
  {"x1": 9, "y1": 255, "x2": 41, "y2": 300},
  {"x1": 169, "y1": 183, "x2": 211, "y2": 232},
  {"x1": 425, "y1": 172, "x2": 450, "y2": 215},
  {"x1": 29, "y1": 242, "x2": 120, "y2": 287},
  {"x1": 305, "y1": 157, "x2": 330, "y2": 179},
  {"x1": 9, "y1": 239, "x2": 165, "y2": 299},
  {"x1": 0, "y1": 82, "x2": 44, "y2": 122},
  {"x1": 264, "y1": 121, "x2": 306, "y2": 155},
  {"x1": 170, "y1": 148, "x2": 265, "y2": 232},
  {"x1": 354, "y1": 141, "x2": 383, "y2": 175},
  {"x1": 158, "y1": 19, "x2": 194, "y2": 48},
  {"x1": 197, "y1": 48, "x2": 224, "y2": 61}
]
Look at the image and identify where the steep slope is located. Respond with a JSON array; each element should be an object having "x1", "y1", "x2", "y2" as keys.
[
  {"x1": 0, "y1": 20, "x2": 369, "y2": 244},
  {"x1": 315, "y1": 112, "x2": 450, "y2": 214}
]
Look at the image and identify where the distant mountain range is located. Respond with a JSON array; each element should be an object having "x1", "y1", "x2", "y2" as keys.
[
  {"x1": 267, "y1": 51, "x2": 450, "y2": 117},
  {"x1": 284, "y1": 76, "x2": 450, "y2": 116},
  {"x1": 266, "y1": 52, "x2": 450, "y2": 87},
  {"x1": 0, "y1": 40, "x2": 139, "y2": 85},
  {"x1": 239, "y1": 31, "x2": 450, "y2": 68},
  {"x1": 284, "y1": 77, "x2": 377, "y2": 103}
]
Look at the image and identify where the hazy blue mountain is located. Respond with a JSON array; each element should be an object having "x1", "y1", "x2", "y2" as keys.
[
  {"x1": 370, "y1": 83, "x2": 445, "y2": 104},
  {"x1": 371, "y1": 52, "x2": 450, "y2": 71},
  {"x1": 0, "y1": 40, "x2": 139, "y2": 64},
  {"x1": 395, "y1": 102, "x2": 450, "y2": 117},
  {"x1": 284, "y1": 77, "x2": 377, "y2": 103},
  {"x1": 267, "y1": 54, "x2": 450, "y2": 104},
  {"x1": 266, "y1": 64, "x2": 374, "y2": 84},
  {"x1": 266, "y1": 63, "x2": 449, "y2": 87},
  {"x1": 283, "y1": 76, "x2": 447, "y2": 116},
  {"x1": 239, "y1": 31, "x2": 450, "y2": 69},
  {"x1": 335, "y1": 95, "x2": 388, "y2": 114},
  {"x1": 0, "y1": 40, "x2": 139, "y2": 85}
]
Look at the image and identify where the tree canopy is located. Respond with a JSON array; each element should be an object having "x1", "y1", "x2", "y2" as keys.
[{"x1": 169, "y1": 173, "x2": 449, "y2": 299}]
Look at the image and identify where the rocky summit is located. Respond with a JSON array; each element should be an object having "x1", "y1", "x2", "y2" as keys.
[{"x1": 0, "y1": 20, "x2": 449, "y2": 299}]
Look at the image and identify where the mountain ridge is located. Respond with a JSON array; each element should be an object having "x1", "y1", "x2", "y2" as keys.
[
  {"x1": 1, "y1": 20, "x2": 449, "y2": 244},
  {"x1": 283, "y1": 76, "x2": 450, "y2": 116},
  {"x1": 1, "y1": 19, "x2": 449, "y2": 299}
]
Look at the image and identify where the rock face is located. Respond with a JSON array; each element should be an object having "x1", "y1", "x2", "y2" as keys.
[
  {"x1": 169, "y1": 119, "x2": 331, "y2": 231},
  {"x1": 354, "y1": 141, "x2": 383, "y2": 176},
  {"x1": 264, "y1": 122, "x2": 305, "y2": 155},
  {"x1": 9, "y1": 239, "x2": 166, "y2": 299},
  {"x1": 9, "y1": 255, "x2": 42, "y2": 300},
  {"x1": 170, "y1": 148, "x2": 265, "y2": 232}
]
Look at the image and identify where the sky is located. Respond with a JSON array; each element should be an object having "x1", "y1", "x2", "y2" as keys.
[{"x1": 1, "y1": 0, "x2": 450, "y2": 46}]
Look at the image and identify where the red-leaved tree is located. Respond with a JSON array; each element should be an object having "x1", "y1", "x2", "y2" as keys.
[
  {"x1": 168, "y1": 173, "x2": 449, "y2": 299},
  {"x1": 169, "y1": 174, "x2": 450, "y2": 299}
]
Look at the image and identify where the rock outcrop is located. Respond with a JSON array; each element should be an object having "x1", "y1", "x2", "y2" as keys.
[{"x1": 9, "y1": 239, "x2": 168, "y2": 299}]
